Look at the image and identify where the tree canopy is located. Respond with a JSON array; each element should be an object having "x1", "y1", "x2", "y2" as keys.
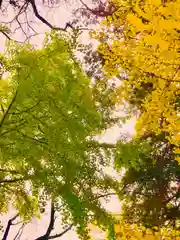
[
  {"x1": 93, "y1": 0, "x2": 180, "y2": 235},
  {"x1": 0, "y1": 32, "x2": 119, "y2": 239},
  {"x1": 115, "y1": 136, "x2": 180, "y2": 228},
  {"x1": 94, "y1": 0, "x2": 180, "y2": 162},
  {"x1": 0, "y1": 0, "x2": 180, "y2": 239}
]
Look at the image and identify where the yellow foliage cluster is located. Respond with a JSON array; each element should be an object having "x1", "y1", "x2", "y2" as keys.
[
  {"x1": 94, "y1": 0, "x2": 180, "y2": 162},
  {"x1": 114, "y1": 221, "x2": 180, "y2": 239}
]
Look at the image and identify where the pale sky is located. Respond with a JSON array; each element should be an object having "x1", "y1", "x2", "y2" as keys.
[{"x1": 0, "y1": 1, "x2": 135, "y2": 239}]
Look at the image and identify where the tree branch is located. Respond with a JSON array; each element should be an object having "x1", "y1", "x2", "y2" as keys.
[
  {"x1": 46, "y1": 201, "x2": 55, "y2": 237},
  {"x1": 0, "y1": 177, "x2": 25, "y2": 184},
  {"x1": 34, "y1": 192, "x2": 118, "y2": 240},
  {"x1": 0, "y1": 30, "x2": 11, "y2": 40},
  {"x1": 78, "y1": 0, "x2": 113, "y2": 17},
  {"x1": 0, "y1": 0, "x2": 3, "y2": 8},
  {"x1": 29, "y1": 0, "x2": 73, "y2": 31},
  {"x1": 13, "y1": 223, "x2": 25, "y2": 240},
  {"x1": 34, "y1": 201, "x2": 55, "y2": 240},
  {"x1": 95, "y1": 192, "x2": 116, "y2": 200},
  {"x1": 0, "y1": 90, "x2": 17, "y2": 129},
  {"x1": 163, "y1": 191, "x2": 180, "y2": 204},
  {"x1": 34, "y1": 200, "x2": 73, "y2": 240},
  {"x1": 9, "y1": 100, "x2": 41, "y2": 115},
  {"x1": 2, "y1": 214, "x2": 19, "y2": 240},
  {"x1": 1, "y1": 120, "x2": 27, "y2": 136},
  {"x1": 48, "y1": 224, "x2": 73, "y2": 239},
  {"x1": 86, "y1": 141, "x2": 116, "y2": 149},
  {"x1": 18, "y1": 130, "x2": 48, "y2": 145}
]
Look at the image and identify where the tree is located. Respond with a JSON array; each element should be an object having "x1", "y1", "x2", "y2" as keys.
[
  {"x1": 94, "y1": 0, "x2": 180, "y2": 163},
  {"x1": 115, "y1": 136, "x2": 180, "y2": 229},
  {"x1": 93, "y1": 0, "x2": 180, "y2": 231},
  {"x1": 0, "y1": 32, "x2": 118, "y2": 239}
]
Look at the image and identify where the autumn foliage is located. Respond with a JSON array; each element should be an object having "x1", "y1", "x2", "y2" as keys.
[
  {"x1": 93, "y1": 0, "x2": 180, "y2": 238},
  {"x1": 94, "y1": 0, "x2": 180, "y2": 162},
  {"x1": 114, "y1": 221, "x2": 180, "y2": 239}
]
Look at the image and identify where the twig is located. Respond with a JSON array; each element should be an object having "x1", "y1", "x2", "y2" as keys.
[
  {"x1": 18, "y1": 130, "x2": 48, "y2": 145},
  {"x1": 49, "y1": 224, "x2": 73, "y2": 239},
  {"x1": 78, "y1": 0, "x2": 112, "y2": 17},
  {"x1": 1, "y1": 120, "x2": 27, "y2": 137},
  {"x1": 13, "y1": 223, "x2": 25, "y2": 240},
  {"x1": 95, "y1": 192, "x2": 116, "y2": 200},
  {"x1": 9, "y1": 100, "x2": 41, "y2": 115},
  {"x1": 0, "y1": 30, "x2": 11, "y2": 40}
]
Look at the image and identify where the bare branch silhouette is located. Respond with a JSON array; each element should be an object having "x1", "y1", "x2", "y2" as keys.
[
  {"x1": 13, "y1": 223, "x2": 25, "y2": 240},
  {"x1": 2, "y1": 214, "x2": 19, "y2": 240}
]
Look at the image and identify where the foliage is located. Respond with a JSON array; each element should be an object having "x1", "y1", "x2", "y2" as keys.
[
  {"x1": 114, "y1": 220, "x2": 180, "y2": 239},
  {"x1": 0, "y1": 32, "x2": 118, "y2": 239},
  {"x1": 93, "y1": 0, "x2": 180, "y2": 232},
  {"x1": 115, "y1": 136, "x2": 180, "y2": 229},
  {"x1": 94, "y1": 0, "x2": 180, "y2": 163}
]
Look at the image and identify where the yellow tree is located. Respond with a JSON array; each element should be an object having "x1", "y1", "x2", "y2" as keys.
[{"x1": 94, "y1": 0, "x2": 180, "y2": 162}]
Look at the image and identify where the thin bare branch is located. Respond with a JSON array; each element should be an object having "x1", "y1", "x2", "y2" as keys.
[
  {"x1": 78, "y1": 0, "x2": 112, "y2": 17},
  {"x1": 95, "y1": 192, "x2": 116, "y2": 200},
  {"x1": 49, "y1": 224, "x2": 73, "y2": 239},
  {"x1": 13, "y1": 223, "x2": 25, "y2": 240},
  {"x1": 29, "y1": 0, "x2": 73, "y2": 31},
  {"x1": 0, "y1": 30, "x2": 11, "y2": 40},
  {"x1": 2, "y1": 214, "x2": 19, "y2": 240}
]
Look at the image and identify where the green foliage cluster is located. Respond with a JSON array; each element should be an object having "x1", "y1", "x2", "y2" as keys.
[
  {"x1": 116, "y1": 138, "x2": 180, "y2": 229},
  {"x1": 0, "y1": 32, "x2": 118, "y2": 239}
]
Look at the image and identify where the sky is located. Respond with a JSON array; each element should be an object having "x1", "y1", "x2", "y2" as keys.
[{"x1": 0, "y1": 1, "x2": 135, "y2": 239}]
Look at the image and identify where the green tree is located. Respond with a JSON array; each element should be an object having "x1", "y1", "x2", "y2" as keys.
[
  {"x1": 115, "y1": 136, "x2": 180, "y2": 230},
  {"x1": 0, "y1": 32, "x2": 118, "y2": 239}
]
